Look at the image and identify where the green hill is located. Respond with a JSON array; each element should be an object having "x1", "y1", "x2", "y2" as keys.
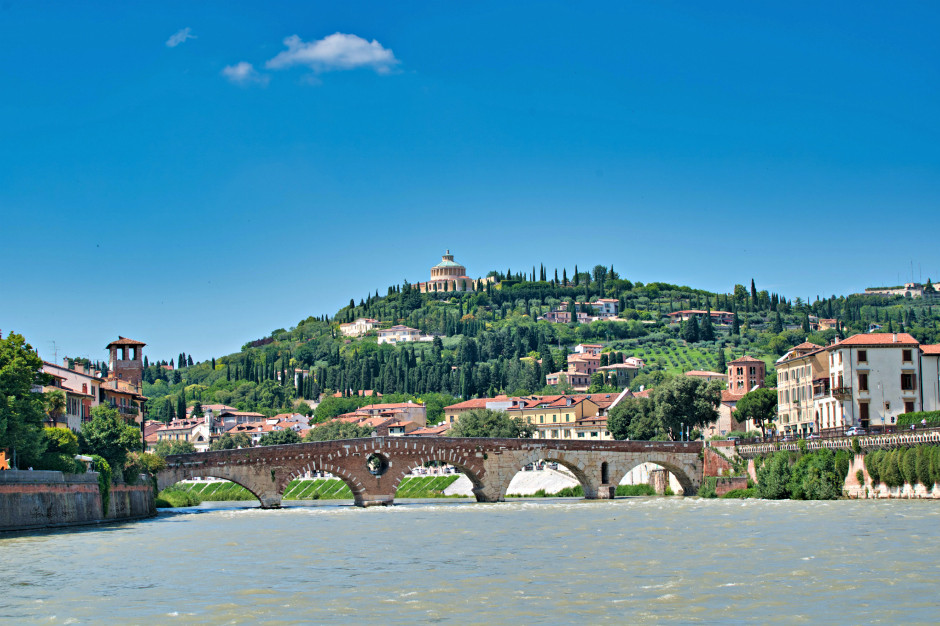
[{"x1": 141, "y1": 268, "x2": 940, "y2": 424}]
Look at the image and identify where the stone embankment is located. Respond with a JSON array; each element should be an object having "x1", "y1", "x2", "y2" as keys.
[{"x1": 0, "y1": 470, "x2": 155, "y2": 532}]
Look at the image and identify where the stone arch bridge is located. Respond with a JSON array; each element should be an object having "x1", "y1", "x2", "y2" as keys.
[{"x1": 158, "y1": 437, "x2": 703, "y2": 508}]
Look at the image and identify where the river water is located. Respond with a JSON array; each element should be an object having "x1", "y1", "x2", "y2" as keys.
[{"x1": 2, "y1": 497, "x2": 938, "y2": 624}]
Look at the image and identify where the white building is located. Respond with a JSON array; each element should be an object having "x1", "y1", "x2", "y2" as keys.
[
  {"x1": 377, "y1": 325, "x2": 433, "y2": 345},
  {"x1": 339, "y1": 318, "x2": 379, "y2": 338},
  {"x1": 813, "y1": 333, "x2": 940, "y2": 431}
]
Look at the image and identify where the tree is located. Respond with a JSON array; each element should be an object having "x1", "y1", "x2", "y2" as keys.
[
  {"x1": 652, "y1": 376, "x2": 720, "y2": 438},
  {"x1": 716, "y1": 346, "x2": 726, "y2": 374},
  {"x1": 44, "y1": 389, "x2": 66, "y2": 425},
  {"x1": 176, "y1": 393, "x2": 186, "y2": 421},
  {"x1": 608, "y1": 397, "x2": 656, "y2": 440},
  {"x1": 773, "y1": 311, "x2": 783, "y2": 334},
  {"x1": 449, "y1": 409, "x2": 534, "y2": 438},
  {"x1": 701, "y1": 309, "x2": 715, "y2": 341},
  {"x1": 756, "y1": 451, "x2": 791, "y2": 499},
  {"x1": 733, "y1": 387, "x2": 777, "y2": 436},
  {"x1": 0, "y1": 332, "x2": 49, "y2": 468},
  {"x1": 209, "y1": 432, "x2": 253, "y2": 450},
  {"x1": 304, "y1": 421, "x2": 373, "y2": 442},
  {"x1": 79, "y1": 404, "x2": 142, "y2": 471},
  {"x1": 258, "y1": 429, "x2": 302, "y2": 446},
  {"x1": 191, "y1": 401, "x2": 203, "y2": 419},
  {"x1": 154, "y1": 440, "x2": 197, "y2": 457}
]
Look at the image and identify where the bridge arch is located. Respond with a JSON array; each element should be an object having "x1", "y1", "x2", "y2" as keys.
[
  {"x1": 385, "y1": 456, "x2": 487, "y2": 503},
  {"x1": 495, "y1": 449, "x2": 599, "y2": 500},
  {"x1": 157, "y1": 466, "x2": 268, "y2": 506},
  {"x1": 612, "y1": 458, "x2": 696, "y2": 496},
  {"x1": 281, "y1": 460, "x2": 368, "y2": 505}
]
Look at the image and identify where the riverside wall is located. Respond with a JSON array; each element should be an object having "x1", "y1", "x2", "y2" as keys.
[{"x1": 0, "y1": 470, "x2": 155, "y2": 532}]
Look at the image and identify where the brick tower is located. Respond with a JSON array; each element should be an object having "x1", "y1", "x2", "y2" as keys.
[{"x1": 106, "y1": 336, "x2": 146, "y2": 389}]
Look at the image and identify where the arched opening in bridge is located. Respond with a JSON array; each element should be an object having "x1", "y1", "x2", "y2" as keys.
[
  {"x1": 392, "y1": 459, "x2": 484, "y2": 501},
  {"x1": 502, "y1": 456, "x2": 592, "y2": 499},
  {"x1": 601, "y1": 462, "x2": 610, "y2": 485},
  {"x1": 280, "y1": 464, "x2": 360, "y2": 503},
  {"x1": 160, "y1": 474, "x2": 263, "y2": 507},
  {"x1": 617, "y1": 462, "x2": 692, "y2": 496},
  {"x1": 367, "y1": 452, "x2": 389, "y2": 477}
]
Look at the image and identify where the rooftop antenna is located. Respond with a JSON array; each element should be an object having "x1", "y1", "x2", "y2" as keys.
[{"x1": 50, "y1": 340, "x2": 59, "y2": 363}]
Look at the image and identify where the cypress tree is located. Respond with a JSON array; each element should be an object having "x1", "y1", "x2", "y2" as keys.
[{"x1": 177, "y1": 393, "x2": 186, "y2": 421}]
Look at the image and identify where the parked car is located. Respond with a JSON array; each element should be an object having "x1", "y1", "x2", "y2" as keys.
[
  {"x1": 806, "y1": 434, "x2": 820, "y2": 440},
  {"x1": 845, "y1": 426, "x2": 866, "y2": 436}
]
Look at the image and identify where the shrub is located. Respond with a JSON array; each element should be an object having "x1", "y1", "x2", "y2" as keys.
[
  {"x1": 756, "y1": 452, "x2": 791, "y2": 499},
  {"x1": 852, "y1": 438, "x2": 861, "y2": 454},
  {"x1": 720, "y1": 488, "x2": 755, "y2": 499},
  {"x1": 896, "y1": 411, "x2": 940, "y2": 428},
  {"x1": 701, "y1": 473, "x2": 726, "y2": 494},
  {"x1": 617, "y1": 484, "x2": 656, "y2": 497},
  {"x1": 156, "y1": 487, "x2": 202, "y2": 508},
  {"x1": 856, "y1": 469, "x2": 865, "y2": 485},
  {"x1": 901, "y1": 448, "x2": 918, "y2": 486},
  {"x1": 881, "y1": 450, "x2": 903, "y2": 488},
  {"x1": 865, "y1": 450, "x2": 882, "y2": 485},
  {"x1": 834, "y1": 449, "x2": 852, "y2": 480},
  {"x1": 92, "y1": 455, "x2": 111, "y2": 515},
  {"x1": 916, "y1": 446, "x2": 932, "y2": 487}
]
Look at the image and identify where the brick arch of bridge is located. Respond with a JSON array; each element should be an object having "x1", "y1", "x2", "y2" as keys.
[
  {"x1": 489, "y1": 448, "x2": 600, "y2": 500},
  {"x1": 380, "y1": 454, "x2": 488, "y2": 504},
  {"x1": 281, "y1": 459, "x2": 373, "y2": 507},
  {"x1": 606, "y1": 456, "x2": 699, "y2": 495},
  {"x1": 156, "y1": 464, "x2": 275, "y2": 508}
]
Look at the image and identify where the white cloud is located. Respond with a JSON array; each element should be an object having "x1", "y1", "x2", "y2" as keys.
[
  {"x1": 221, "y1": 62, "x2": 269, "y2": 86},
  {"x1": 265, "y1": 33, "x2": 399, "y2": 74},
  {"x1": 166, "y1": 27, "x2": 196, "y2": 48}
]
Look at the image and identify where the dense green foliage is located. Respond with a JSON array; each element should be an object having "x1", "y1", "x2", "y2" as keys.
[
  {"x1": 754, "y1": 449, "x2": 852, "y2": 500},
  {"x1": 303, "y1": 421, "x2": 374, "y2": 441},
  {"x1": 79, "y1": 405, "x2": 141, "y2": 471},
  {"x1": 733, "y1": 388, "x2": 778, "y2": 435},
  {"x1": 607, "y1": 376, "x2": 720, "y2": 440},
  {"x1": 0, "y1": 333, "x2": 49, "y2": 468},
  {"x1": 155, "y1": 486, "x2": 202, "y2": 508},
  {"x1": 865, "y1": 445, "x2": 940, "y2": 488},
  {"x1": 209, "y1": 433, "x2": 252, "y2": 450},
  {"x1": 122, "y1": 268, "x2": 940, "y2": 436},
  {"x1": 616, "y1": 483, "x2": 656, "y2": 496},
  {"x1": 448, "y1": 408, "x2": 535, "y2": 438},
  {"x1": 258, "y1": 429, "x2": 302, "y2": 446},
  {"x1": 92, "y1": 455, "x2": 111, "y2": 514},
  {"x1": 154, "y1": 440, "x2": 196, "y2": 457},
  {"x1": 896, "y1": 411, "x2": 940, "y2": 428}
]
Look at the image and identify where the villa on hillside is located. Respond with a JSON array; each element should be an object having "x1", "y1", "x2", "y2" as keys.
[
  {"x1": 377, "y1": 325, "x2": 433, "y2": 345},
  {"x1": 340, "y1": 318, "x2": 379, "y2": 337}
]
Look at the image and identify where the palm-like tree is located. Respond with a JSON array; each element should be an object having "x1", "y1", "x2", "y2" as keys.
[{"x1": 44, "y1": 389, "x2": 67, "y2": 426}]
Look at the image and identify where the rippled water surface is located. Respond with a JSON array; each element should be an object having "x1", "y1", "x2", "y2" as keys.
[{"x1": 2, "y1": 498, "x2": 939, "y2": 624}]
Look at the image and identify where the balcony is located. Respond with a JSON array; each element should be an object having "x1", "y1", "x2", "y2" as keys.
[{"x1": 831, "y1": 386, "x2": 852, "y2": 400}]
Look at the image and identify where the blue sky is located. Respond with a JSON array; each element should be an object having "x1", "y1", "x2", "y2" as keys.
[{"x1": 2, "y1": 1, "x2": 938, "y2": 364}]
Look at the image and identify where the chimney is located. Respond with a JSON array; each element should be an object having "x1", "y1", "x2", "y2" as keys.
[
  {"x1": 63, "y1": 356, "x2": 70, "y2": 368},
  {"x1": 893, "y1": 334, "x2": 897, "y2": 343}
]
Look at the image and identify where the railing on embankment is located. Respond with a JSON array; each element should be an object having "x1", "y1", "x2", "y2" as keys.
[{"x1": 737, "y1": 431, "x2": 940, "y2": 458}]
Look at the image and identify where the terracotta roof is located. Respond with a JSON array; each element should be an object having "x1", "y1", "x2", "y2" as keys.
[
  {"x1": 922, "y1": 345, "x2": 940, "y2": 355},
  {"x1": 721, "y1": 390, "x2": 745, "y2": 403},
  {"x1": 791, "y1": 342, "x2": 822, "y2": 351},
  {"x1": 684, "y1": 370, "x2": 726, "y2": 377},
  {"x1": 729, "y1": 355, "x2": 764, "y2": 364},
  {"x1": 407, "y1": 424, "x2": 451, "y2": 436},
  {"x1": 632, "y1": 389, "x2": 653, "y2": 399},
  {"x1": 445, "y1": 396, "x2": 509, "y2": 410},
  {"x1": 106, "y1": 336, "x2": 146, "y2": 348},
  {"x1": 832, "y1": 332, "x2": 920, "y2": 347}
]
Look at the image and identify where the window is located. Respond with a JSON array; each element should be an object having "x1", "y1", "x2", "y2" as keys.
[
  {"x1": 901, "y1": 373, "x2": 917, "y2": 391},
  {"x1": 859, "y1": 402, "x2": 869, "y2": 421},
  {"x1": 539, "y1": 416, "x2": 544, "y2": 424},
  {"x1": 577, "y1": 432, "x2": 585, "y2": 438},
  {"x1": 858, "y1": 350, "x2": 867, "y2": 363},
  {"x1": 552, "y1": 415, "x2": 557, "y2": 423},
  {"x1": 905, "y1": 401, "x2": 915, "y2": 413},
  {"x1": 858, "y1": 373, "x2": 868, "y2": 392},
  {"x1": 902, "y1": 349, "x2": 913, "y2": 363}
]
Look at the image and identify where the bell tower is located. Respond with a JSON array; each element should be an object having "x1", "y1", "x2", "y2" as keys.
[{"x1": 105, "y1": 336, "x2": 146, "y2": 389}]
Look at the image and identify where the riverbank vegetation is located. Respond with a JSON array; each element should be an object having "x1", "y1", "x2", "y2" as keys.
[
  {"x1": 753, "y1": 448, "x2": 853, "y2": 500},
  {"x1": 864, "y1": 445, "x2": 940, "y2": 489}
]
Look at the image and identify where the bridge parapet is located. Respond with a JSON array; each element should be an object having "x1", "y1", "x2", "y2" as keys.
[{"x1": 737, "y1": 431, "x2": 940, "y2": 459}]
